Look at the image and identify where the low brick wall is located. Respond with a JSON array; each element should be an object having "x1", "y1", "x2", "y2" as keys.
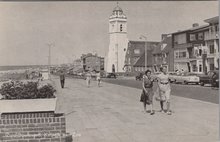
[{"x1": 0, "y1": 112, "x2": 71, "y2": 142}]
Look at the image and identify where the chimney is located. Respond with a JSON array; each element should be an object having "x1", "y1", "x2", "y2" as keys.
[
  {"x1": 161, "y1": 34, "x2": 168, "y2": 40},
  {"x1": 192, "y1": 23, "x2": 199, "y2": 27}
]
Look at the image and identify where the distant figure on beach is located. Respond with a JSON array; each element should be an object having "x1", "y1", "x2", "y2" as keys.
[
  {"x1": 26, "y1": 73, "x2": 29, "y2": 79},
  {"x1": 96, "y1": 71, "x2": 101, "y2": 87},
  {"x1": 60, "y1": 70, "x2": 65, "y2": 89},
  {"x1": 86, "y1": 72, "x2": 91, "y2": 88}
]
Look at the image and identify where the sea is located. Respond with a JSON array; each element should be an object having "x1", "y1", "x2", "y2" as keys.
[{"x1": 0, "y1": 65, "x2": 49, "y2": 71}]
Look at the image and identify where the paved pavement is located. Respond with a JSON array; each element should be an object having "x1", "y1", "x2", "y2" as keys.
[{"x1": 52, "y1": 76, "x2": 219, "y2": 142}]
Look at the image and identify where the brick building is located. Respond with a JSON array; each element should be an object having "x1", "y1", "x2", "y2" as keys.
[
  {"x1": 124, "y1": 41, "x2": 159, "y2": 74},
  {"x1": 81, "y1": 53, "x2": 104, "y2": 72},
  {"x1": 172, "y1": 16, "x2": 219, "y2": 73},
  {"x1": 132, "y1": 42, "x2": 159, "y2": 72}
]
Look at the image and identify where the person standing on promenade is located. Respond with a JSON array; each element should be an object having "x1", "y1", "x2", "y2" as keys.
[
  {"x1": 157, "y1": 67, "x2": 172, "y2": 115},
  {"x1": 96, "y1": 71, "x2": 101, "y2": 87},
  {"x1": 140, "y1": 70, "x2": 155, "y2": 115},
  {"x1": 86, "y1": 71, "x2": 91, "y2": 88},
  {"x1": 60, "y1": 70, "x2": 65, "y2": 89}
]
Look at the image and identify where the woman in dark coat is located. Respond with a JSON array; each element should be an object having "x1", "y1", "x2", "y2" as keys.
[
  {"x1": 60, "y1": 70, "x2": 65, "y2": 89},
  {"x1": 140, "y1": 70, "x2": 155, "y2": 115}
]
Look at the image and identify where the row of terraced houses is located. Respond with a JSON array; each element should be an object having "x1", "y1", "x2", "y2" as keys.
[{"x1": 124, "y1": 16, "x2": 219, "y2": 74}]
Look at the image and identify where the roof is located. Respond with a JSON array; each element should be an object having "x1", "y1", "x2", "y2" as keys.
[
  {"x1": 152, "y1": 45, "x2": 161, "y2": 54},
  {"x1": 152, "y1": 36, "x2": 172, "y2": 54},
  {"x1": 189, "y1": 26, "x2": 209, "y2": 33},
  {"x1": 129, "y1": 40, "x2": 159, "y2": 44},
  {"x1": 161, "y1": 36, "x2": 172, "y2": 53},
  {"x1": 204, "y1": 16, "x2": 219, "y2": 24},
  {"x1": 81, "y1": 53, "x2": 100, "y2": 59},
  {"x1": 128, "y1": 40, "x2": 159, "y2": 50},
  {"x1": 133, "y1": 50, "x2": 154, "y2": 67},
  {"x1": 113, "y1": 6, "x2": 123, "y2": 12},
  {"x1": 172, "y1": 24, "x2": 209, "y2": 35}
]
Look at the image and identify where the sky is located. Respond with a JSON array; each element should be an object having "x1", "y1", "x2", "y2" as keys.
[{"x1": 0, "y1": 1, "x2": 218, "y2": 66}]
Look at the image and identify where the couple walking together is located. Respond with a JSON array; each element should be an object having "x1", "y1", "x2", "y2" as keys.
[
  {"x1": 86, "y1": 72, "x2": 101, "y2": 87},
  {"x1": 140, "y1": 67, "x2": 172, "y2": 115}
]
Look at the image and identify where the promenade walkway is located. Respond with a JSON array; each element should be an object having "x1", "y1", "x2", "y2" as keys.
[{"x1": 52, "y1": 76, "x2": 218, "y2": 142}]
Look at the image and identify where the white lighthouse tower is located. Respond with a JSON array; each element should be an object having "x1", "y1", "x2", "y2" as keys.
[{"x1": 106, "y1": 3, "x2": 128, "y2": 73}]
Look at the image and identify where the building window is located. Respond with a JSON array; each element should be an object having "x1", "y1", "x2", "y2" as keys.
[
  {"x1": 128, "y1": 58, "x2": 130, "y2": 64},
  {"x1": 175, "y1": 52, "x2": 179, "y2": 59},
  {"x1": 198, "y1": 33, "x2": 204, "y2": 40},
  {"x1": 199, "y1": 64, "x2": 202, "y2": 72},
  {"x1": 209, "y1": 44, "x2": 215, "y2": 54},
  {"x1": 174, "y1": 33, "x2": 187, "y2": 45},
  {"x1": 190, "y1": 34, "x2": 196, "y2": 41},
  {"x1": 210, "y1": 26, "x2": 215, "y2": 32},
  {"x1": 120, "y1": 24, "x2": 123, "y2": 32},
  {"x1": 217, "y1": 41, "x2": 219, "y2": 52},
  {"x1": 134, "y1": 49, "x2": 140, "y2": 54},
  {"x1": 194, "y1": 49, "x2": 198, "y2": 56},
  {"x1": 179, "y1": 51, "x2": 186, "y2": 58},
  {"x1": 215, "y1": 25, "x2": 219, "y2": 32},
  {"x1": 199, "y1": 49, "x2": 202, "y2": 56},
  {"x1": 192, "y1": 65, "x2": 197, "y2": 72},
  {"x1": 210, "y1": 64, "x2": 215, "y2": 70}
]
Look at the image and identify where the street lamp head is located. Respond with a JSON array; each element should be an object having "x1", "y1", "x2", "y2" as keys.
[{"x1": 140, "y1": 35, "x2": 147, "y2": 40}]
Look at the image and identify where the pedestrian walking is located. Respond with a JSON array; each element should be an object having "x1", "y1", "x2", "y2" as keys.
[
  {"x1": 86, "y1": 71, "x2": 91, "y2": 88},
  {"x1": 140, "y1": 70, "x2": 155, "y2": 115},
  {"x1": 211, "y1": 71, "x2": 218, "y2": 88},
  {"x1": 60, "y1": 70, "x2": 65, "y2": 89},
  {"x1": 156, "y1": 67, "x2": 172, "y2": 115},
  {"x1": 96, "y1": 71, "x2": 101, "y2": 87}
]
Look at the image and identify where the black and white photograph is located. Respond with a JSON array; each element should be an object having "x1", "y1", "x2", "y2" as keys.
[{"x1": 0, "y1": 1, "x2": 219, "y2": 142}]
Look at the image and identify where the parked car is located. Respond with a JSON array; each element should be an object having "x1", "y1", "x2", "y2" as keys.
[
  {"x1": 135, "y1": 73, "x2": 143, "y2": 81},
  {"x1": 106, "y1": 73, "x2": 117, "y2": 79},
  {"x1": 198, "y1": 70, "x2": 219, "y2": 87},
  {"x1": 174, "y1": 72, "x2": 200, "y2": 84},
  {"x1": 168, "y1": 72, "x2": 178, "y2": 83}
]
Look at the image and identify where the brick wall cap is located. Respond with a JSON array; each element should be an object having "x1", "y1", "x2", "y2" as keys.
[{"x1": 0, "y1": 98, "x2": 57, "y2": 113}]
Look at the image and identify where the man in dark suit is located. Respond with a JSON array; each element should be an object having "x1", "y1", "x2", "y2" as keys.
[{"x1": 60, "y1": 70, "x2": 65, "y2": 88}]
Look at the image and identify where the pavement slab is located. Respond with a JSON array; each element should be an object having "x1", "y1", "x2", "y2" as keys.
[{"x1": 52, "y1": 76, "x2": 219, "y2": 142}]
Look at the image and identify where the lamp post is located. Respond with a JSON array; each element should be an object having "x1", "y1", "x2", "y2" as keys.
[
  {"x1": 47, "y1": 43, "x2": 54, "y2": 80},
  {"x1": 116, "y1": 44, "x2": 119, "y2": 72},
  {"x1": 140, "y1": 35, "x2": 147, "y2": 71}
]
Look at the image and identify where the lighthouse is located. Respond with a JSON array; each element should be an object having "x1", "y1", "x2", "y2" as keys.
[{"x1": 106, "y1": 3, "x2": 128, "y2": 73}]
